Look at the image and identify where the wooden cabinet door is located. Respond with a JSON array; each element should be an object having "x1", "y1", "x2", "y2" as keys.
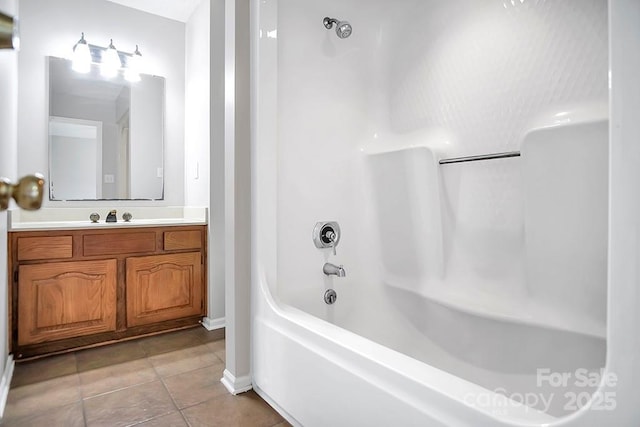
[
  {"x1": 18, "y1": 259, "x2": 117, "y2": 346},
  {"x1": 126, "y1": 252, "x2": 203, "y2": 327}
]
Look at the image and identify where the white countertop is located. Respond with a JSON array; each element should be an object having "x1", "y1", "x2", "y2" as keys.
[{"x1": 8, "y1": 207, "x2": 207, "y2": 231}]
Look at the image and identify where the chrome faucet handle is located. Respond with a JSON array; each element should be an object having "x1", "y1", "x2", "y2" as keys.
[
  {"x1": 327, "y1": 231, "x2": 337, "y2": 256},
  {"x1": 313, "y1": 221, "x2": 341, "y2": 255}
]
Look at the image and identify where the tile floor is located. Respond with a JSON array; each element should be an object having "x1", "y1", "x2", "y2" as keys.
[{"x1": 1, "y1": 327, "x2": 290, "y2": 427}]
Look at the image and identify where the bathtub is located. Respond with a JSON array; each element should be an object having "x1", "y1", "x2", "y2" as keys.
[{"x1": 250, "y1": 0, "x2": 640, "y2": 425}]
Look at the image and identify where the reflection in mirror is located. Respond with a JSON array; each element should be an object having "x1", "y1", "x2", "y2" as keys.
[
  {"x1": 48, "y1": 56, "x2": 164, "y2": 200},
  {"x1": 50, "y1": 117, "x2": 103, "y2": 199}
]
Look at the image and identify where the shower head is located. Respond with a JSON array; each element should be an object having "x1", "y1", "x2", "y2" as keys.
[{"x1": 323, "y1": 17, "x2": 352, "y2": 39}]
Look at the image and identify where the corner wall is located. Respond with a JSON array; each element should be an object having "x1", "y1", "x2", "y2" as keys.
[
  {"x1": 219, "y1": 0, "x2": 252, "y2": 394},
  {"x1": 0, "y1": 0, "x2": 18, "y2": 417},
  {"x1": 185, "y1": 0, "x2": 211, "y2": 207}
]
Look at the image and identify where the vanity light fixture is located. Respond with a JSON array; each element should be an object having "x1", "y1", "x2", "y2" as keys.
[
  {"x1": 100, "y1": 39, "x2": 121, "y2": 78},
  {"x1": 124, "y1": 45, "x2": 142, "y2": 82},
  {"x1": 71, "y1": 33, "x2": 143, "y2": 80},
  {"x1": 71, "y1": 32, "x2": 91, "y2": 73}
]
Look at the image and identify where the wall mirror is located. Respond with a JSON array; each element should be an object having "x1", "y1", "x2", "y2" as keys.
[{"x1": 48, "y1": 56, "x2": 165, "y2": 200}]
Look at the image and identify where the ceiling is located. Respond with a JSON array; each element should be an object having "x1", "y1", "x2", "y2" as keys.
[{"x1": 103, "y1": 0, "x2": 203, "y2": 23}]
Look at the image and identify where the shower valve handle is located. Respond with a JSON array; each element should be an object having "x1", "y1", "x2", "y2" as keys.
[
  {"x1": 327, "y1": 230, "x2": 337, "y2": 256},
  {"x1": 313, "y1": 221, "x2": 341, "y2": 255}
]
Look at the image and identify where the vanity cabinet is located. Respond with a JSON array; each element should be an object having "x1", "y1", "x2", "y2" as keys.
[{"x1": 8, "y1": 225, "x2": 207, "y2": 359}]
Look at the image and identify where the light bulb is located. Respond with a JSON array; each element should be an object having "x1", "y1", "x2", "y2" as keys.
[
  {"x1": 101, "y1": 39, "x2": 121, "y2": 78},
  {"x1": 124, "y1": 45, "x2": 142, "y2": 82},
  {"x1": 72, "y1": 33, "x2": 91, "y2": 73}
]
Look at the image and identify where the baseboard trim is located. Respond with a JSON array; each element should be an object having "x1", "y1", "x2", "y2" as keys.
[
  {"x1": 0, "y1": 355, "x2": 14, "y2": 420},
  {"x1": 202, "y1": 317, "x2": 225, "y2": 330},
  {"x1": 221, "y1": 369, "x2": 252, "y2": 395}
]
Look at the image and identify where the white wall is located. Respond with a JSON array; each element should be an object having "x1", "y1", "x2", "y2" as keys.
[
  {"x1": 605, "y1": 1, "x2": 640, "y2": 424},
  {"x1": 220, "y1": 0, "x2": 252, "y2": 393},
  {"x1": 185, "y1": 0, "x2": 210, "y2": 206},
  {"x1": 184, "y1": 0, "x2": 226, "y2": 326},
  {"x1": 17, "y1": 0, "x2": 185, "y2": 206},
  {"x1": 0, "y1": 0, "x2": 18, "y2": 415},
  {"x1": 209, "y1": 0, "x2": 227, "y2": 326}
]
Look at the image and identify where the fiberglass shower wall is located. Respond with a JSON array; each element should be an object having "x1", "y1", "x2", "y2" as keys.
[
  {"x1": 380, "y1": 0, "x2": 608, "y2": 334},
  {"x1": 277, "y1": 0, "x2": 608, "y2": 334},
  {"x1": 272, "y1": 0, "x2": 607, "y2": 419},
  {"x1": 275, "y1": 0, "x2": 607, "y2": 355}
]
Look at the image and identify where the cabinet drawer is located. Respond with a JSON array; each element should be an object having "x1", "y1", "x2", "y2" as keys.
[
  {"x1": 83, "y1": 232, "x2": 156, "y2": 256},
  {"x1": 17, "y1": 236, "x2": 73, "y2": 261},
  {"x1": 164, "y1": 230, "x2": 202, "y2": 250}
]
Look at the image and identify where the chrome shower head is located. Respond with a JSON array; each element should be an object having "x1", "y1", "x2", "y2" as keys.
[{"x1": 323, "y1": 17, "x2": 352, "y2": 39}]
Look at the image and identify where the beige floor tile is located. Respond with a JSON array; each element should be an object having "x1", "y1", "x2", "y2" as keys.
[
  {"x1": 4, "y1": 374, "x2": 81, "y2": 421},
  {"x1": 84, "y1": 380, "x2": 176, "y2": 427},
  {"x1": 138, "y1": 328, "x2": 207, "y2": 356},
  {"x1": 11, "y1": 353, "x2": 77, "y2": 388},
  {"x1": 5, "y1": 329, "x2": 282, "y2": 427},
  {"x1": 76, "y1": 340, "x2": 147, "y2": 372},
  {"x1": 0, "y1": 401, "x2": 84, "y2": 427},
  {"x1": 136, "y1": 411, "x2": 189, "y2": 427},
  {"x1": 182, "y1": 391, "x2": 284, "y2": 427},
  {"x1": 207, "y1": 340, "x2": 226, "y2": 363},
  {"x1": 207, "y1": 339, "x2": 225, "y2": 352},
  {"x1": 149, "y1": 344, "x2": 219, "y2": 378},
  {"x1": 189, "y1": 326, "x2": 225, "y2": 343},
  {"x1": 79, "y1": 358, "x2": 158, "y2": 398},
  {"x1": 162, "y1": 362, "x2": 226, "y2": 409}
]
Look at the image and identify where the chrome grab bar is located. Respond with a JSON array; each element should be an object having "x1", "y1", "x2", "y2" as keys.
[{"x1": 439, "y1": 151, "x2": 520, "y2": 165}]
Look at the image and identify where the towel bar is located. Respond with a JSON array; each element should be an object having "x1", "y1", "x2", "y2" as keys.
[{"x1": 439, "y1": 151, "x2": 520, "y2": 165}]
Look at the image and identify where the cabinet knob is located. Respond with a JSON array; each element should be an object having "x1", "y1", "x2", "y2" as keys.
[{"x1": 0, "y1": 174, "x2": 45, "y2": 211}]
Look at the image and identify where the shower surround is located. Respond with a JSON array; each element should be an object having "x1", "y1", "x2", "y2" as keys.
[{"x1": 250, "y1": 0, "x2": 640, "y2": 425}]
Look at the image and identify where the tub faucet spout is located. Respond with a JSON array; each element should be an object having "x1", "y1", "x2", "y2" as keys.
[{"x1": 323, "y1": 263, "x2": 346, "y2": 277}]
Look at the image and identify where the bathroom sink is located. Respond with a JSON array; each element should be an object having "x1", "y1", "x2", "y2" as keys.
[{"x1": 8, "y1": 207, "x2": 207, "y2": 231}]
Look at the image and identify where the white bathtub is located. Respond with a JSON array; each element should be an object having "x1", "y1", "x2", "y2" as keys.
[{"x1": 250, "y1": 0, "x2": 640, "y2": 425}]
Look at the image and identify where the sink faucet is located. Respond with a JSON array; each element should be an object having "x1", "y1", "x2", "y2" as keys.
[
  {"x1": 106, "y1": 209, "x2": 117, "y2": 223},
  {"x1": 323, "y1": 263, "x2": 346, "y2": 277}
]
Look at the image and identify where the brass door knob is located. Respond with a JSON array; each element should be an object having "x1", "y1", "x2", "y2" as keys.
[
  {"x1": 0, "y1": 174, "x2": 45, "y2": 211},
  {"x1": 0, "y1": 11, "x2": 18, "y2": 50}
]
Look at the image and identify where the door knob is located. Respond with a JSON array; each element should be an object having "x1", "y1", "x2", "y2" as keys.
[
  {"x1": 0, "y1": 11, "x2": 18, "y2": 50},
  {"x1": 0, "y1": 174, "x2": 45, "y2": 211}
]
